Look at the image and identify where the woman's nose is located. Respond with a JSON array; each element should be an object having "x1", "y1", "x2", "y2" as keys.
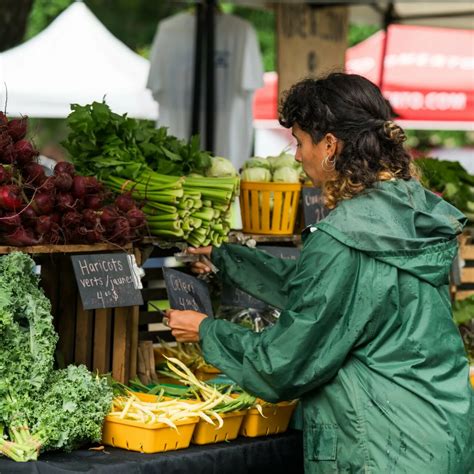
[{"x1": 295, "y1": 152, "x2": 302, "y2": 163}]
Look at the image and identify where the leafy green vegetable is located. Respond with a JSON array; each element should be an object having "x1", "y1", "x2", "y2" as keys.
[
  {"x1": 62, "y1": 101, "x2": 212, "y2": 178},
  {"x1": 416, "y1": 158, "x2": 474, "y2": 216},
  {"x1": 452, "y1": 296, "x2": 474, "y2": 326},
  {"x1": 0, "y1": 253, "x2": 57, "y2": 427},
  {"x1": 205, "y1": 156, "x2": 237, "y2": 178},
  {"x1": 0, "y1": 253, "x2": 112, "y2": 462},
  {"x1": 31, "y1": 365, "x2": 113, "y2": 452},
  {"x1": 241, "y1": 167, "x2": 271, "y2": 182}
]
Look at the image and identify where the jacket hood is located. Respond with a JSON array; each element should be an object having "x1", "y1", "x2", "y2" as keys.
[{"x1": 314, "y1": 179, "x2": 466, "y2": 286}]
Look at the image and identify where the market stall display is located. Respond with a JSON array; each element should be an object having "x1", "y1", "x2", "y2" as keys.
[
  {"x1": 0, "y1": 112, "x2": 145, "y2": 246},
  {"x1": 62, "y1": 101, "x2": 239, "y2": 246}
]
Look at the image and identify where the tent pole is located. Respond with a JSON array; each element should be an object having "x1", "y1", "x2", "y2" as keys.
[
  {"x1": 191, "y1": 2, "x2": 204, "y2": 138},
  {"x1": 205, "y1": 0, "x2": 215, "y2": 153},
  {"x1": 379, "y1": 1, "x2": 394, "y2": 91}
]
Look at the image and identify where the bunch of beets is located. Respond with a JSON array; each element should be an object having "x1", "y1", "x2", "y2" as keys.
[{"x1": 0, "y1": 112, "x2": 145, "y2": 246}]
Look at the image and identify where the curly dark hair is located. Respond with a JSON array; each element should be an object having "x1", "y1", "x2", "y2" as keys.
[{"x1": 279, "y1": 73, "x2": 417, "y2": 208}]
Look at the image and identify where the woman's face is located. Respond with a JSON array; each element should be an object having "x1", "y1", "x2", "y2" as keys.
[{"x1": 292, "y1": 124, "x2": 338, "y2": 187}]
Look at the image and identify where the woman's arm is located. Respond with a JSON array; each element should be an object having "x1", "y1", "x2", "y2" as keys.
[
  {"x1": 199, "y1": 231, "x2": 378, "y2": 402},
  {"x1": 211, "y1": 244, "x2": 298, "y2": 309}
]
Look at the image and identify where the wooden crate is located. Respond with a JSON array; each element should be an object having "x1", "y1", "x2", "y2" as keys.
[
  {"x1": 0, "y1": 244, "x2": 140, "y2": 383},
  {"x1": 454, "y1": 233, "x2": 474, "y2": 300}
]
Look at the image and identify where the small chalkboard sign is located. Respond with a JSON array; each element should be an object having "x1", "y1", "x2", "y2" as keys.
[
  {"x1": 259, "y1": 245, "x2": 301, "y2": 260},
  {"x1": 302, "y1": 187, "x2": 329, "y2": 226},
  {"x1": 71, "y1": 253, "x2": 144, "y2": 310},
  {"x1": 163, "y1": 268, "x2": 214, "y2": 317},
  {"x1": 221, "y1": 285, "x2": 268, "y2": 310}
]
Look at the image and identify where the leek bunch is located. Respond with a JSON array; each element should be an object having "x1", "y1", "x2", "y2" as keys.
[{"x1": 105, "y1": 171, "x2": 240, "y2": 247}]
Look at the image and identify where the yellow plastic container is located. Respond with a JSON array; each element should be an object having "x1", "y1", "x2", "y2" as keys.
[
  {"x1": 102, "y1": 416, "x2": 198, "y2": 453},
  {"x1": 240, "y1": 401, "x2": 298, "y2": 437},
  {"x1": 240, "y1": 181, "x2": 302, "y2": 235},
  {"x1": 192, "y1": 410, "x2": 246, "y2": 445}
]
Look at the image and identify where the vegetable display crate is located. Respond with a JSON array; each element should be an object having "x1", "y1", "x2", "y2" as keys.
[
  {"x1": 239, "y1": 401, "x2": 298, "y2": 438},
  {"x1": 102, "y1": 415, "x2": 198, "y2": 453},
  {"x1": 0, "y1": 244, "x2": 141, "y2": 384},
  {"x1": 453, "y1": 233, "x2": 474, "y2": 300},
  {"x1": 192, "y1": 409, "x2": 246, "y2": 445},
  {"x1": 240, "y1": 182, "x2": 302, "y2": 235}
]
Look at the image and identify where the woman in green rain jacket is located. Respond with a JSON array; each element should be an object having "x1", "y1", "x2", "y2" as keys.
[{"x1": 167, "y1": 73, "x2": 474, "y2": 473}]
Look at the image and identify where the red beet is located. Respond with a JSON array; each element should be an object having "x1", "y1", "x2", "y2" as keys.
[
  {"x1": 126, "y1": 207, "x2": 145, "y2": 228},
  {"x1": 36, "y1": 215, "x2": 52, "y2": 235},
  {"x1": 2, "y1": 226, "x2": 41, "y2": 246},
  {"x1": 0, "y1": 185, "x2": 23, "y2": 210},
  {"x1": 115, "y1": 193, "x2": 135, "y2": 212},
  {"x1": 54, "y1": 172, "x2": 73, "y2": 192},
  {"x1": 21, "y1": 206, "x2": 38, "y2": 226},
  {"x1": 7, "y1": 117, "x2": 28, "y2": 142},
  {"x1": 50, "y1": 212, "x2": 61, "y2": 224},
  {"x1": 108, "y1": 218, "x2": 130, "y2": 242},
  {"x1": 100, "y1": 206, "x2": 119, "y2": 229},
  {"x1": 86, "y1": 227, "x2": 103, "y2": 244},
  {"x1": 40, "y1": 177, "x2": 56, "y2": 193},
  {"x1": 31, "y1": 192, "x2": 54, "y2": 215},
  {"x1": 72, "y1": 175, "x2": 87, "y2": 199},
  {"x1": 82, "y1": 209, "x2": 98, "y2": 229},
  {"x1": 13, "y1": 139, "x2": 38, "y2": 166},
  {"x1": 0, "y1": 144, "x2": 15, "y2": 164},
  {"x1": 54, "y1": 161, "x2": 75, "y2": 176},
  {"x1": 23, "y1": 163, "x2": 46, "y2": 186},
  {"x1": 56, "y1": 193, "x2": 75, "y2": 212},
  {"x1": 0, "y1": 130, "x2": 12, "y2": 150},
  {"x1": 84, "y1": 194, "x2": 102, "y2": 210},
  {"x1": 62, "y1": 211, "x2": 82, "y2": 228},
  {"x1": 0, "y1": 212, "x2": 21, "y2": 229}
]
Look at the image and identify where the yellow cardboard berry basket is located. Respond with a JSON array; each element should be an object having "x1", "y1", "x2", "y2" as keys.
[
  {"x1": 240, "y1": 181, "x2": 302, "y2": 235},
  {"x1": 102, "y1": 392, "x2": 199, "y2": 453},
  {"x1": 239, "y1": 400, "x2": 298, "y2": 438},
  {"x1": 192, "y1": 409, "x2": 246, "y2": 445},
  {"x1": 102, "y1": 416, "x2": 199, "y2": 453}
]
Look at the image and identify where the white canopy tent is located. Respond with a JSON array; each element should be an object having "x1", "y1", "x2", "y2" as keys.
[{"x1": 0, "y1": 1, "x2": 158, "y2": 120}]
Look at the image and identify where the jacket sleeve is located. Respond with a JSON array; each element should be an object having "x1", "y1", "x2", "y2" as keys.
[
  {"x1": 211, "y1": 244, "x2": 298, "y2": 309},
  {"x1": 201, "y1": 230, "x2": 376, "y2": 402}
]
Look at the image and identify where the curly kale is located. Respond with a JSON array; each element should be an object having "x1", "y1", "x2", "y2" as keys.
[
  {"x1": 0, "y1": 253, "x2": 57, "y2": 425},
  {"x1": 31, "y1": 365, "x2": 113, "y2": 452},
  {"x1": 0, "y1": 253, "x2": 112, "y2": 462}
]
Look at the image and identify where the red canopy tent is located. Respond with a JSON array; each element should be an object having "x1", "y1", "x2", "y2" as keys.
[{"x1": 253, "y1": 24, "x2": 474, "y2": 129}]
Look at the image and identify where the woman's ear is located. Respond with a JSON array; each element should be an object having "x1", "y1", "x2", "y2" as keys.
[{"x1": 324, "y1": 133, "x2": 338, "y2": 156}]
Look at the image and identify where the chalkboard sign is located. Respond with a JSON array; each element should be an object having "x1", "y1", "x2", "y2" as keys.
[
  {"x1": 71, "y1": 253, "x2": 144, "y2": 310},
  {"x1": 163, "y1": 268, "x2": 214, "y2": 317},
  {"x1": 221, "y1": 286, "x2": 268, "y2": 310},
  {"x1": 259, "y1": 245, "x2": 301, "y2": 260},
  {"x1": 302, "y1": 187, "x2": 329, "y2": 226}
]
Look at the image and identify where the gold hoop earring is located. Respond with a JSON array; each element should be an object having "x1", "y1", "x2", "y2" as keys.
[{"x1": 322, "y1": 154, "x2": 335, "y2": 172}]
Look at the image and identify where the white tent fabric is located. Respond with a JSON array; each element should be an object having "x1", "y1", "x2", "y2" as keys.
[{"x1": 0, "y1": 2, "x2": 158, "y2": 120}]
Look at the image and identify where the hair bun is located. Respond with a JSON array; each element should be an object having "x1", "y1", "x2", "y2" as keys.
[{"x1": 383, "y1": 121, "x2": 406, "y2": 145}]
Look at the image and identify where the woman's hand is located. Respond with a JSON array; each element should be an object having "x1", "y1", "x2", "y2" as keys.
[
  {"x1": 186, "y1": 246, "x2": 213, "y2": 275},
  {"x1": 165, "y1": 309, "x2": 207, "y2": 342}
]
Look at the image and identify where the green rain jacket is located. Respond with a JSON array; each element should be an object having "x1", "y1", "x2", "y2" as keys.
[{"x1": 199, "y1": 179, "x2": 474, "y2": 473}]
